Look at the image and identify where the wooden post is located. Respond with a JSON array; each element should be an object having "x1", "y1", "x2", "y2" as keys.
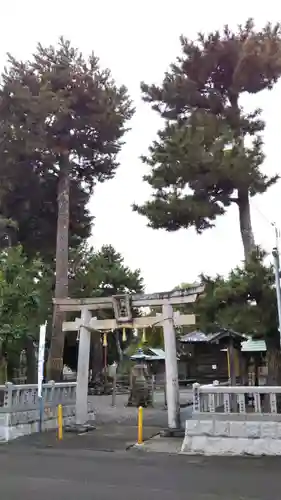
[
  {"x1": 164, "y1": 382, "x2": 167, "y2": 409},
  {"x1": 228, "y1": 337, "x2": 237, "y2": 411},
  {"x1": 150, "y1": 374, "x2": 155, "y2": 407}
]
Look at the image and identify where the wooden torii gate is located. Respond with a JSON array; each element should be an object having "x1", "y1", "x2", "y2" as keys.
[{"x1": 54, "y1": 284, "x2": 204, "y2": 430}]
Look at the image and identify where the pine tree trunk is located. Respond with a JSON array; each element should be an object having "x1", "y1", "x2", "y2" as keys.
[
  {"x1": 44, "y1": 315, "x2": 52, "y2": 380},
  {"x1": 0, "y1": 342, "x2": 6, "y2": 384},
  {"x1": 266, "y1": 341, "x2": 281, "y2": 409},
  {"x1": 25, "y1": 336, "x2": 36, "y2": 383},
  {"x1": 265, "y1": 335, "x2": 281, "y2": 413},
  {"x1": 90, "y1": 334, "x2": 103, "y2": 381},
  {"x1": 116, "y1": 330, "x2": 123, "y2": 363},
  {"x1": 238, "y1": 188, "x2": 255, "y2": 263},
  {"x1": 47, "y1": 156, "x2": 70, "y2": 381},
  {"x1": 266, "y1": 346, "x2": 281, "y2": 385}
]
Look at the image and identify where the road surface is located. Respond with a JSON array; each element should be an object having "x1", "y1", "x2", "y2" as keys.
[
  {"x1": 0, "y1": 445, "x2": 280, "y2": 500},
  {"x1": 2, "y1": 390, "x2": 277, "y2": 499}
]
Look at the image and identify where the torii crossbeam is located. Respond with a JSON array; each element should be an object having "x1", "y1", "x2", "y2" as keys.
[{"x1": 54, "y1": 284, "x2": 204, "y2": 430}]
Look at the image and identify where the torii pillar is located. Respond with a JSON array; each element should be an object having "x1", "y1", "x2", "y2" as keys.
[
  {"x1": 75, "y1": 307, "x2": 92, "y2": 425},
  {"x1": 162, "y1": 301, "x2": 180, "y2": 430}
]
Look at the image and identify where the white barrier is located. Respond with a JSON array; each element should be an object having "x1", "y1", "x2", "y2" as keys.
[
  {"x1": 182, "y1": 383, "x2": 281, "y2": 456},
  {"x1": 192, "y1": 382, "x2": 278, "y2": 415},
  {"x1": 0, "y1": 381, "x2": 93, "y2": 442}
]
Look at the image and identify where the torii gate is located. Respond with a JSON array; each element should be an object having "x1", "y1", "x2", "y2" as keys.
[{"x1": 54, "y1": 284, "x2": 203, "y2": 431}]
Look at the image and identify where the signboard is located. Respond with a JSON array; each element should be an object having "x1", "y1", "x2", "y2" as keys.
[{"x1": 38, "y1": 323, "x2": 46, "y2": 398}]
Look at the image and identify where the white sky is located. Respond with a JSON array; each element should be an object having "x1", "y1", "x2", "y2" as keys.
[{"x1": 1, "y1": 1, "x2": 281, "y2": 292}]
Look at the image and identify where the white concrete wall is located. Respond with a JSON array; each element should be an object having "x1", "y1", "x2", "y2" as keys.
[
  {"x1": 181, "y1": 418, "x2": 281, "y2": 456},
  {"x1": 0, "y1": 404, "x2": 95, "y2": 442}
]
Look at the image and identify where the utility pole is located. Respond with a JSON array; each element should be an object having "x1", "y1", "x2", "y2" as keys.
[{"x1": 272, "y1": 224, "x2": 281, "y2": 347}]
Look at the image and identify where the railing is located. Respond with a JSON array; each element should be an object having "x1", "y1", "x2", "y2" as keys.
[
  {"x1": 0, "y1": 381, "x2": 76, "y2": 412},
  {"x1": 197, "y1": 380, "x2": 229, "y2": 412},
  {"x1": 193, "y1": 382, "x2": 281, "y2": 415}
]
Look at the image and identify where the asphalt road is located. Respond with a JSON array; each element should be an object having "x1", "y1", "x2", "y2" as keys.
[{"x1": 1, "y1": 446, "x2": 281, "y2": 500}]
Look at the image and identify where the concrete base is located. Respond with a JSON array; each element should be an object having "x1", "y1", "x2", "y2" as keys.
[
  {"x1": 181, "y1": 418, "x2": 281, "y2": 456},
  {"x1": 160, "y1": 428, "x2": 185, "y2": 438},
  {"x1": 0, "y1": 408, "x2": 95, "y2": 442},
  {"x1": 134, "y1": 434, "x2": 182, "y2": 454},
  {"x1": 134, "y1": 443, "x2": 145, "y2": 449}
]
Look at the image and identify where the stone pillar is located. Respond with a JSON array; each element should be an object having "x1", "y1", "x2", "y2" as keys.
[
  {"x1": 162, "y1": 301, "x2": 180, "y2": 429},
  {"x1": 192, "y1": 382, "x2": 200, "y2": 413},
  {"x1": 76, "y1": 307, "x2": 91, "y2": 425}
]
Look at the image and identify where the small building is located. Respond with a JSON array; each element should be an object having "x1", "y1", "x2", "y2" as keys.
[
  {"x1": 241, "y1": 338, "x2": 267, "y2": 386},
  {"x1": 179, "y1": 329, "x2": 245, "y2": 384}
]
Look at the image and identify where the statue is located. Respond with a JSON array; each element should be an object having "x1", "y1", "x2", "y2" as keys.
[{"x1": 127, "y1": 349, "x2": 151, "y2": 407}]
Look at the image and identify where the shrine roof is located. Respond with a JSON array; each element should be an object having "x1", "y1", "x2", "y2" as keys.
[
  {"x1": 130, "y1": 347, "x2": 179, "y2": 361},
  {"x1": 180, "y1": 328, "x2": 246, "y2": 344}
]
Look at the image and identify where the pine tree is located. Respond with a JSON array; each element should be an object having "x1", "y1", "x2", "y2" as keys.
[
  {"x1": 134, "y1": 20, "x2": 281, "y2": 262},
  {"x1": 0, "y1": 38, "x2": 134, "y2": 380},
  {"x1": 196, "y1": 250, "x2": 281, "y2": 384},
  {"x1": 0, "y1": 169, "x2": 92, "y2": 262}
]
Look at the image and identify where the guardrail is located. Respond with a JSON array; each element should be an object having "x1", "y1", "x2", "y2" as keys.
[
  {"x1": 0, "y1": 381, "x2": 98, "y2": 443},
  {"x1": 0, "y1": 381, "x2": 76, "y2": 411},
  {"x1": 193, "y1": 382, "x2": 281, "y2": 415}
]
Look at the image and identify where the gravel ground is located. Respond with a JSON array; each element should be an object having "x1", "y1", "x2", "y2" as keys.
[{"x1": 89, "y1": 389, "x2": 193, "y2": 426}]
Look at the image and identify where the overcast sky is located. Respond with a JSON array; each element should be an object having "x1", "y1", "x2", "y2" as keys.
[{"x1": 1, "y1": 1, "x2": 281, "y2": 292}]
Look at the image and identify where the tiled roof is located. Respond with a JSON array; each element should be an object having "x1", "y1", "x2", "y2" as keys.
[{"x1": 180, "y1": 329, "x2": 246, "y2": 343}]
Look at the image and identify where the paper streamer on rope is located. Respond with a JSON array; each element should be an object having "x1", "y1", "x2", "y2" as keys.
[
  {"x1": 142, "y1": 327, "x2": 146, "y2": 343},
  {"x1": 103, "y1": 332, "x2": 108, "y2": 347},
  {"x1": 122, "y1": 328, "x2": 127, "y2": 342}
]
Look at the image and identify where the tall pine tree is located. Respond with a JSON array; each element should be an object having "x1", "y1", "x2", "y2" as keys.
[
  {"x1": 0, "y1": 38, "x2": 134, "y2": 380},
  {"x1": 134, "y1": 20, "x2": 281, "y2": 262}
]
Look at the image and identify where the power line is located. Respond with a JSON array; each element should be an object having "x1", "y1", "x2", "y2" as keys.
[
  {"x1": 251, "y1": 201, "x2": 281, "y2": 248},
  {"x1": 252, "y1": 201, "x2": 281, "y2": 343},
  {"x1": 251, "y1": 201, "x2": 276, "y2": 230}
]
